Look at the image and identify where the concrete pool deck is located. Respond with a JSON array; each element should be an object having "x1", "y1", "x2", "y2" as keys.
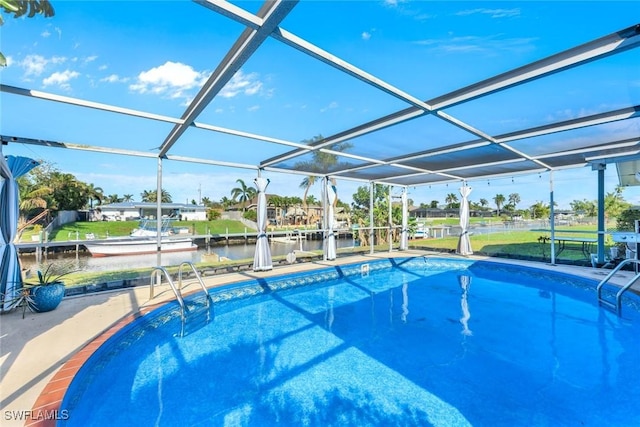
[{"x1": 1, "y1": 250, "x2": 639, "y2": 426}]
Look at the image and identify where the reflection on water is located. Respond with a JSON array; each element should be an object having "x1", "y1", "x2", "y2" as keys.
[
  {"x1": 458, "y1": 274, "x2": 473, "y2": 336},
  {"x1": 19, "y1": 239, "x2": 355, "y2": 273}
]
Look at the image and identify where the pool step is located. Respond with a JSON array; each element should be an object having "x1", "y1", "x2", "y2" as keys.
[{"x1": 179, "y1": 299, "x2": 214, "y2": 337}]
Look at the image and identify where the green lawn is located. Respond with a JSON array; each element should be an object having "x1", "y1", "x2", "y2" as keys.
[
  {"x1": 410, "y1": 227, "x2": 611, "y2": 262},
  {"x1": 44, "y1": 220, "x2": 251, "y2": 242}
]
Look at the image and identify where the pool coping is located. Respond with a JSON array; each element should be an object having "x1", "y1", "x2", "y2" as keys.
[
  {"x1": 3, "y1": 251, "x2": 638, "y2": 427},
  {"x1": 24, "y1": 303, "x2": 163, "y2": 427}
]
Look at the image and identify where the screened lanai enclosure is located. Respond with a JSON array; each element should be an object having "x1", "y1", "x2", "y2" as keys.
[{"x1": 1, "y1": 1, "x2": 639, "y2": 300}]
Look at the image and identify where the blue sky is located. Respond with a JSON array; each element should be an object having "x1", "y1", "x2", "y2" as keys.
[{"x1": 1, "y1": 0, "x2": 639, "y2": 210}]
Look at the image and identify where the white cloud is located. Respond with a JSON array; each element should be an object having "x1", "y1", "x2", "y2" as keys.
[
  {"x1": 220, "y1": 70, "x2": 263, "y2": 98},
  {"x1": 16, "y1": 54, "x2": 69, "y2": 79},
  {"x1": 456, "y1": 8, "x2": 521, "y2": 19},
  {"x1": 129, "y1": 61, "x2": 208, "y2": 102},
  {"x1": 247, "y1": 105, "x2": 260, "y2": 112},
  {"x1": 137, "y1": 61, "x2": 204, "y2": 88},
  {"x1": 128, "y1": 63, "x2": 266, "y2": 104},
  {"x1": 320, "y1": 101, "x2": 338, "y2": 113},
  {"x1": 85, "y1": 55, "x2": 98, "y2": 64},
  {"x1": 54, "y1": 27, "x2": 62, "y2": 39},
  {"x1": 100, "y1": 74, "x2": 128, "y2": 83},
  {"x1": 41, "y1": 30, "x2": 51, "y2": 38},
  {"x1": 414, "y1": 34, "x2": 536, "y2": 55},
  {"x1": 362, "y1": 32, "x2": 371, "y2": 41},
  {"x1": 20, "y1": 54, "x2": 48, "y2": 76},
  {"x1": 384, "y1": 0, "x2": 402, "y2": 7},
  {"x1": 43, "y1": 70, "x2": 80, "y2": 89}
]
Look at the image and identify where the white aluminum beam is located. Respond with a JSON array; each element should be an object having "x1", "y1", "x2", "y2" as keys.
[
  {"x1": 363, "y1": 105, "x2": 640, "y2": 170},
  {"x1": 496, "y1": 105, "x2": 640, "y2": 143},
  {"x1": 196, "y1": 0, "x2": 433, "y2": 112},
  {"x1": 533, "y1": 138, "x2": 640, "y2": 160},
  {"x1": 1, "y1": 84, "x2": 310, "y2": 151},
  {"x1": 261, "y1": 109, "x2": 425, "y2": 167},
  {"x1": 0, "y1": 135, "x2": 159, "y2": 158},
  {"x1": 1, "y1": 84, "x2": 184, "y2": 125},
  {"x1": 1, "y1": 135, "x2": 262, "y2": 170},
  {"x1": 158, "y1": 0, "x2": 299, "y2": 157},
  {"x1": 262, "y1": 24, "x2": 640, "y2": 169},
  {"x1": 429, "y1": 24, "x2": 640, "y2": 110}
]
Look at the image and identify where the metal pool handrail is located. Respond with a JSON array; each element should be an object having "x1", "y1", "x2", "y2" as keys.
[
  {"x1": 178, "y1": 261, "x2": 211, "y2": 308},
  {"x1": 150, "y1": 266, "x2": 187, "y2": 319},
  {"x1": 596, "y1": 259, "x2": 640, "y2": 314}
]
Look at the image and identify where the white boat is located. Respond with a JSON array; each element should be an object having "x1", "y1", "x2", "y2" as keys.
[
  {"x1": 84, "y1": 219, "x2": 197, "y2": 257},
  {"x1": 412, "y1": 224, "x2": 429, "y2": 239}
]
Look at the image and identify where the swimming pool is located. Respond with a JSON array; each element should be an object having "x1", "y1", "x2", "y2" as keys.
[{"x1": 59, "y1": 257, "x2": 640, "y2": 426}]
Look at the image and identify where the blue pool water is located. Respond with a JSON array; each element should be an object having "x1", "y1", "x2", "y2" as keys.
[{"x1": 59, "y1": 258, "x2": 640, "y2": 426}]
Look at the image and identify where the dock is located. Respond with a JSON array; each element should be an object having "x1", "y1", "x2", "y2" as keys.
[{"x1": 15, "y1": 229, "x2": 354, "y2": 259}]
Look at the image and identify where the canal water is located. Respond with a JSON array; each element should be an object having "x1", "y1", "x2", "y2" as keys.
[
  {"x1": 19, "y1": 238, "x2": 357, "y2": 273},
  {"x1": 19, "y1": 220, "x2": 547, "y2": 274}
]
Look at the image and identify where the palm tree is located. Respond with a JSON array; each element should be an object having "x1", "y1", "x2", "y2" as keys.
[
  {"x1": 508, "y1": 193, "x2": 521, "y2": 210},
  {"x1": 445, "y1": 193, "x2": 458, "y2": 209},
  {"x1": 294, "y1": 135, "x2": 353, "y2": 223},
  {"x1": 140, "y1": 190, "x2": 153, "y2": 202},
  {"x1": 85, "y1": 183, "x2": 103, "y2": 208},
  {"x1": 106, "y1": 194, "x2": 122, "y2": 204},
  {"x1": 530, "y1": 201, "x2": 550, "y2": 219},
  {"x1": 16, "y1": 176, "x2": 52, "y2": 224},
  {"x1": 122, "y1": 194, "x2": 134, "y2": 202},
  {"x1": 479, "y1": 198, "x2": 488, "y2": 208},
  {"x1": 281, "y1": 196, "x2": 303, "y2": 225},
  {"x1": 268, "y1": 195, "x2": 284, "y2": 225},
  {"x1": 604, "y1": 185, "x2": 630, "y2": 220},
  {"x1": 140, "y1": 189, "x2": 172, "y2": 203},
  {"x1": 299, "y1": 176, "x2": 318, "y2": 225},
  {"x1": 295, "y1": 135, "x2": 353, "y2": 174},
  {"x1": 230, "y1": 179, "x2": 256, "y2": 212},
  {"x1": 494, "y1": 194, "x2": 506, "y2": 216},
  {"x1": 50, "y1": 172, "x2": 86, "y2": 211},
  {"x1": 219, "y1": 196, "x2": 233, "y2": 210}
]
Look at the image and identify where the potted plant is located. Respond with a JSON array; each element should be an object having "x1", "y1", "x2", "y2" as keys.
[
  {"x1": 2, "y1": 287, "x2": 37, "y2": 319},
  {"x1": 24, "y1": 262, "x2": 76, "y2": 313}
]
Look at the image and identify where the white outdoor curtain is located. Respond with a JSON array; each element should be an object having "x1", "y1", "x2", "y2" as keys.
[
  {"x1": 456, "y1": 185, "x2": 473, "y2": 256},
  {"x1": 400, "y1": 189, "x2": 408, "y2": 250},
  {"x1": 253, "y1": 177, "x2": 272, "y2": 271},
  {"x1": 324, "y1": 180, "x2": 337, "y2": 260},
  {"x1": 1, "y1": 154, "x2": 39, "y2": 311}
]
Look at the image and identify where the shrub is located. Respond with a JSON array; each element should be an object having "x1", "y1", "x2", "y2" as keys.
[
  {"x1": 243, "y1": 210, "x2": 257, "y2": 222},
  {"x1": 616, "y1": 207, "x2": 640, "y2": 231},
  {"x1": 207, "y1": 209, "x2": 221, "y2": 221}
]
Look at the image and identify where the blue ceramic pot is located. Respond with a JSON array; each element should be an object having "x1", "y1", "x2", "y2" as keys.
[{"x1": 29, "y1": 282, "x2": 65, "y2": 313}]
